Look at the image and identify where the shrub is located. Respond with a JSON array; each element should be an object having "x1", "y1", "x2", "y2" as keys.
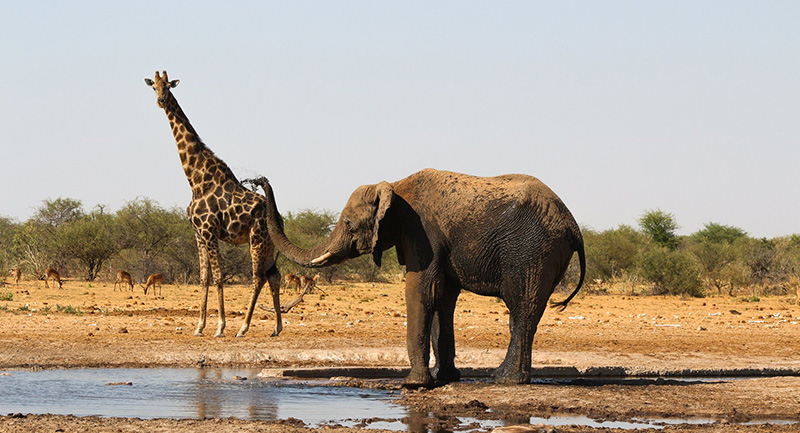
[
  {"x1": 637, "y1": 246, "x2": 704, "y2": 297},
  {"x1": 584, "y1": 225, "x2": 647, "y2": 282},
  {"x1": 0, "y1": 291, "x2": 12, "y2": 301},
  {"x1": 56, "y1": 304, "x2": 81, "y2": 315}
]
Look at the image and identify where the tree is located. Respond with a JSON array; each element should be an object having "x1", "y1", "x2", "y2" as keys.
[
  {"x1": 219, "y1": 243, "x2": 253, "y2": 284},
  {"x1": 161, "y1": 214, "x2": 200, "y2": 284},
  {"x1": 688, "y1": 222, "x2": 749, "y2": 294},
  {"x1": 33, "y1": 198, "x2": 84, "y2": 227},
  {"x1": 58, "y1": 210, "x2": 120, "y2": 281},
  {"x1": 29, "y1": 198, "x2": 86, "y2": 273},
  {"x1": 116, "y1": 199, "x2": 188, "y2": 280},
  {"x1": 637, "y1": 246, "x2": 703, "y2": 297},
  {"x1": 639, "y1": 209, "x2": 679, "y2": 250},
  {"x1": 743, "y1": 238, "x2": 777, "y2": 286},
  {"x1": 692, "y1": 222, "x2": 747, "y2": 244},
  {"x1": 12, "y1": 220, "x2": 52, "y2": 277},
  {"x1": 0, "y1": 216, "x2": 19, "y2": 275},
  {"x1": 688, "y1": 240, "x2": 739, "y2": 294}
]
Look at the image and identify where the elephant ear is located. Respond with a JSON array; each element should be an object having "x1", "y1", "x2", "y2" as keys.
[{"x1": 371, "y1": 181, "x2": 394, "y2": 267}]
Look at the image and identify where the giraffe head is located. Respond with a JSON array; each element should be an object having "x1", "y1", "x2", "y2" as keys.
[{"x1": 144, "y1": 70, "x2": 180, "y2": 108}]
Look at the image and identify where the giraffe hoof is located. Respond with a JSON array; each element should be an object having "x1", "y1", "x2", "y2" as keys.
[
  {"x1": 235, "y1": 331, "x2": 246, "y2": 338},
  {"x1": 193, "y1": 331, "x2": 204, "y2": 337},
  {"x1": 213, "y1": 332, "x2": 224, "y2": 338}
]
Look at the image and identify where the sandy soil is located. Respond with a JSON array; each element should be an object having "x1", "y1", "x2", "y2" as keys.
[{"x1": 1, "y1": 277, "x2": 799, "y2": 432}]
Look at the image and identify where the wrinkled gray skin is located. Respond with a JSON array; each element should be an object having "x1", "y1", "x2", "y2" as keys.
[{"x1": 258, "y1": 169, "x2": 585, "y2": 387}]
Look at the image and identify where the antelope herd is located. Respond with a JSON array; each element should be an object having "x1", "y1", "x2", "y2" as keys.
[
  {"x1": 4, "y1": 268, "x2": 326, "y2": 302},
  {"x1": 4, "y1": 268, "x2": 170, "y2": 298}
]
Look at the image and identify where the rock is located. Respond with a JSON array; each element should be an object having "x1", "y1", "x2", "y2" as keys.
[
  {"x1": 106, "y1": 382, "x2": 133, "y2": 386},
  {"x1": 118, "y1": 328, "x2": 128, "y2": 334},
  {"x1": 466, "y1": 399, "x2": 488, "y2": 410}
]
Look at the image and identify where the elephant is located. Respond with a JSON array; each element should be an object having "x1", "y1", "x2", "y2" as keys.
[{"x1": 253, "y1": 168, "x2": 585, "y2": 387}]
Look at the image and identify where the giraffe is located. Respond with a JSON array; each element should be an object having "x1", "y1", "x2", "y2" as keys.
[{"x1": 145, "y1": 71, "x2": 282, "y2": 338}]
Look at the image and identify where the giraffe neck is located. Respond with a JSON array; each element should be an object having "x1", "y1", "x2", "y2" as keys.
[{"x1": 162, "y1": 93, "x2": 239, "y2": 197}]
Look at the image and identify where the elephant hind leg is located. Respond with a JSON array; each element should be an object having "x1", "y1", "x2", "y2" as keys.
[
  {"x1": 494, "y1": 283, "x2": 551, "y2": 385},
  {"x1": 493, "y1": 305, "x2": 537, "y2": 385}
]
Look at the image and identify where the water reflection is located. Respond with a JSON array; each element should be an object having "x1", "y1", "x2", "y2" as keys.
[
  {"x1": 191, "y1": 368, "x2": 279, "y2": 420},
  {"x1": 0, "y1": 367, "x2": 399, "y2": 425}
]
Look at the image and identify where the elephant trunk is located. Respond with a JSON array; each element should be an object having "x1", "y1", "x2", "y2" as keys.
[{"x1": 252, "y1": 178, "x2": 341, "y2": 268}]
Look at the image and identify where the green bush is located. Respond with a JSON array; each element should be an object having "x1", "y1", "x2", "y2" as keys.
[
  {"x1": 584, "y1": 225, "x2": 647, "y2": 282},
  {"x1": 637, "y1": 246, "x2": 704, "y2": 297},
  {"x1": 0, "y1": 291, "x2": 12, "y2": 301},
  {"x1": 56, "y1": 304, "x2": 81, "y2": 315}
]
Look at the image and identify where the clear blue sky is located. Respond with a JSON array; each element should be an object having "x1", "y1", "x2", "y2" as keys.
[{"x1": 1, "y1": 1, "x2": 798, "y2": 238}]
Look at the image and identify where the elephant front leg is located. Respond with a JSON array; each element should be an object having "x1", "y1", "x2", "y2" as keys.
[
  {"x1": 403, "y1": 272, "x2": 435, "y2": 388},
  {"x1": 431, "y1": 287, "x2": 461, "y2": 384}
]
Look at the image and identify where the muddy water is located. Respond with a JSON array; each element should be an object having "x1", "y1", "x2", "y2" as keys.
[
  {"x1": 3, "y1": 368, "x2": 798, "y2": 432},
  {"x1": 0, "y1": 368, "x2": 403, "y2": 427}
]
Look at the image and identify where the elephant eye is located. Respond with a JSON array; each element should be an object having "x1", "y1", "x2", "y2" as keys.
[{"x1": 343, "y1": 217, "x2": 356, "y2": 233}]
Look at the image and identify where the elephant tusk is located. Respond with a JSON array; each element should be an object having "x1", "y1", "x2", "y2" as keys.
[{"x1": 310, "y1": 252, "x2": 332, "y2": 265}]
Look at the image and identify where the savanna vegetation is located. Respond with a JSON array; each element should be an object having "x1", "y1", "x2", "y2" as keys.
[
  {"x1": 0, "y1": 196, "x2": 401, "y2": 287},
  {"x1": 563, "y1": 209, "x2": 800, "y2": 299},
  {"x1": 1, "y1": 197, "x2": 797, "y2": 299}
]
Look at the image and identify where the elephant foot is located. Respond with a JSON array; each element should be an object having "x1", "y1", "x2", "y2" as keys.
[
  {"x1": 433, "y1": 366, "x2": 462, "y2": 384},
  {"x1": 402, "y1": 368, "x2": 435, "y2": 389},
  {"x1": 492, "y1": 364, "x2": 530, "y2": 385}
]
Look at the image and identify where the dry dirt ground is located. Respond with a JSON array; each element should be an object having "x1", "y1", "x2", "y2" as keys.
[{"x1": 1, "y1": 277, "x2": 800, "y2": 432}]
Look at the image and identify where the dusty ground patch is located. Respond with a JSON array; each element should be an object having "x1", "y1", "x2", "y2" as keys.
[{"x1": 1, "y1": 278, "x2": 799, "y2": 432}]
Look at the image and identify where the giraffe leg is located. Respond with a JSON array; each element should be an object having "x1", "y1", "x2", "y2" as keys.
[
  {"x1": 267, "y1": 262, "x2": 282, "y2": 337},
  {"x1": 194, "y1": 238, "x2": 210, "y2": 337},
  {"x1": 207, "y1": 243, "x2": 226, "y2": 338},
  {"x1": 236, "y1": 240, "x2": 267, "y2": 338}
]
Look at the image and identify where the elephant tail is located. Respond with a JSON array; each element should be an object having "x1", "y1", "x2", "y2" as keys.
[{"x1": 550, "y1": 236, "x2": 586, "y2": 312}]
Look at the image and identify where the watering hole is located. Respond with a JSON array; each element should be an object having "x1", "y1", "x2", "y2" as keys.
[
  {"x1": 0, "y1": 367, "x2": 405, "y2": 429},
  {"x1": 1, "y1": 368, "x2": 798, "y2": 432}
]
